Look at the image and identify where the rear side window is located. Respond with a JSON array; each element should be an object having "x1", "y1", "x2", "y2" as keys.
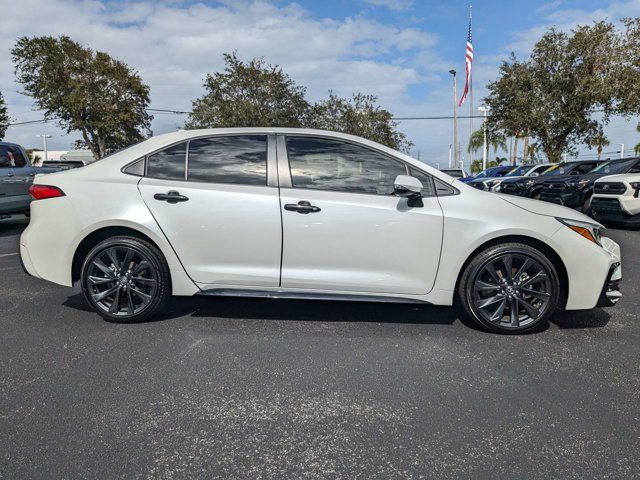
[
  {"x1": 0, "y1": 145, "x2": 27, "y2": 168},
  {"x1": 187, "y1": 135, "x2": 267, "y2": 185},
  {"x1": 146, "y1": 142, "x2": 186, "y2": 180},
  {"x1": 286, "y1": 136, "x2": 407, "y2": 195}
]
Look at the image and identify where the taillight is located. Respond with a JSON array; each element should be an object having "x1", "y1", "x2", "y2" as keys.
[{"x1": 29, "y1": 185, "x2": 65, "y2": 200}]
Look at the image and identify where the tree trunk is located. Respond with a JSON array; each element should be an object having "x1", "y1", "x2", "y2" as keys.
[
  {"x1": 597, "y1": 144, "x2": 602, "y2": 160},
  {"x1": 81, "y1": 129, "x2": 100, "y2": 161},
  {"x1": 512, "y1": 136, "x2": 519, "y2": 165},
  {"x1": 522, "y1": 136, "x2": 530, "y2": 164}
]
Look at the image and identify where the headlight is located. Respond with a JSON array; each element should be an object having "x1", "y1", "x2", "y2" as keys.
[
  {"x1": 630, "y1": 182, "x2": 640, "y2": 198},
  {"x1": 491, "y1": 180, "x2": 503, "y2": 191},
  {"x1": 568, "y1": 179, "x2": 590, "y2": 189},
  {"x1": 524, "y1": 179, "x2": 535, "y2": 187},
  {"x1": 556, "y1": 218, "x2": 604, "y2": 246}
]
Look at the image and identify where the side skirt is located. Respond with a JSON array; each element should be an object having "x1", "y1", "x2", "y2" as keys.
[{"x1": 195, "y1": 288, "x2": 431, "y2": 305}]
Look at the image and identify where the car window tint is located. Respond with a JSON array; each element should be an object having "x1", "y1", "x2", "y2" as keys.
[
  {"x1": 146, "y1": 142, "x2": 186, "y2": 180},
  {"x1": 0, "y1": 145, "x2": 27, "y2": 168},
  {"x1": 628, "y1": 162, "x2": 640, "y2": 174},
  {"x1": 188, "y1": 135, "x2": 267, "y2": 185},
  {"x1": 408, "y1": 167, "x2": 436, "y2": 197},
  {"x1": 592, "y1": 158, "x2": 638, "y2": 174},
  {"x1": 286, "y1": 137, "x2": 407, "y2": 195}
]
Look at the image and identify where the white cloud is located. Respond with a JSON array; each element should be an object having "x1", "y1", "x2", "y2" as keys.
[
  {"x1": 1, "y1": 0, "x2": 442, "y2": 157},
  {"x1": 364, "y1": 0, "x2": 413, "y2": 12}
]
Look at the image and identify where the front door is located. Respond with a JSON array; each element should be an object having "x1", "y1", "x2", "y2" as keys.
[
  {"x1": 278, "y1": 135, "x2": 444, "y2": 295},
  {"x1": 138, "y1": 135, "x2": 282, "y2": 287}
]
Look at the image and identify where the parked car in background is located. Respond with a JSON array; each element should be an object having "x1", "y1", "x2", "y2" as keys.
[
  {"x1": 20, "y1": 128, "x2": 621, "y2": 334},
  {"x1": 590, "y1": 173, "x2": 640, "y2": 228},
  {"x1": 42, "y1": 149, "x2": 95, "y2": 170},
  {"x1": 463, "y1": 165, "x2": 515, "y2": 186},
  {"x1": 497, "y1": 160, "x2": 604, "y2": 200},
  {"x1": 490, "y1": 163, "x2": 554, "y2": 192},
  {"x1": 540, "y1": 157, "x2": 640, "y2": 213},
  {"x1": 0, "y1": 141, "x2": 61, "y2": 218},
  {"x1": 439, "y1": 168, "x2": 470, "y2": 179},
  {"x1": 468, "y1": 164, "x2": 546, "y2": 191}
]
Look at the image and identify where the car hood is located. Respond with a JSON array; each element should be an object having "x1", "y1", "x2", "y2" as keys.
[
  {"x1": 497, "y1": 194, "x2": 599, "y2": 224},
  {"x1": 594, "y1": 173, "x2": 639, "y2": 182}
]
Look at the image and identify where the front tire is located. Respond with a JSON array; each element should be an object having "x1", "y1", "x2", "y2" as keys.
[
  {"x1": 457, "y1": 243, "x2": 560, "y2": 333},
  {"x1": 80, "y1": 236, "x2": 171, "y2": 323}
]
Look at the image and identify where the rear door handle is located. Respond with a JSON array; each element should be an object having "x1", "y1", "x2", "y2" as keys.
[
  {"x1": 153, "y1": 190, "x2": 189, "y2": 203},
  {"x1": 284, "y1": 200, "x2": 321, "y2": 214}
]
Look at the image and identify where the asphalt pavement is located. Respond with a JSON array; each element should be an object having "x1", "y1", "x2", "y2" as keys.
[{"x1": 0, "y1": 216, "x2": 638, "y2": 479}]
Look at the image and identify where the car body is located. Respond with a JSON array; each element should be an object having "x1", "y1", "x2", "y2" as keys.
[
  {"x1": 20, "y1": 128, "x2": 622, "y2": 333},
  {"x1": 498, "y1": 160, "x2": 605, "y2": 199},
  {"x1": 540, "y1": 157, "x2": 640, "y2": 212},
  {"x1": 0, "y1": 141, "x2": 61, "y2": 218},
  {"x1": 590, "y1": 173, "x2": 640, "y2": 228},
  {"x1": 439, "y1": 168, "x2": 469, "y2": 179}
]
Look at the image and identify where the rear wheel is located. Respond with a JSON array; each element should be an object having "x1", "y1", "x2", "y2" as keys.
[
  {"x1": 458, "y1": 243, "x2": 560, "y2": 333},
  {"x1": 80, "y1": 236, "x2": 171, "y2": 323}
]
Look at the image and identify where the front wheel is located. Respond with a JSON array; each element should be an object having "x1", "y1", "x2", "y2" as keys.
[
  {"x1": 80, "y1": 236, "x2": 171, "y2": 323},
  {"x1": 457, "y1": 243, "x2": 560, "y2": 333}
]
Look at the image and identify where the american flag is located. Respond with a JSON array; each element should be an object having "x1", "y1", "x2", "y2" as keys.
[{"x1": 458, "y1": 13, "x2": 473, "y2": 107}]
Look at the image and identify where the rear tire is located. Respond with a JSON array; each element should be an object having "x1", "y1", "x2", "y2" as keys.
[
  {"x1": 80, "y1": 236, "x2": 171, "y2": 323},
  {"x1": 457, "y1": 243, "x2": 560, "y2": 334}
]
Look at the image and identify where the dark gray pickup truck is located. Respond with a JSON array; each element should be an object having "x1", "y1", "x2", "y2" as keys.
[{"x1": 0, "y1": 141, "x2": 61, "y2": 218}]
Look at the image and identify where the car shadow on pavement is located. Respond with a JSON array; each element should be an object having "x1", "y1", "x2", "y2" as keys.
[
  {"x1": 63, "y1": 293, "x2": 609, "y2": 331},
  {"x1": 550, "y1": 308, "x2": 611, "y2": 329},
  {"x1": 0, "y1": 217, "x2": 29, "y2": 238}
]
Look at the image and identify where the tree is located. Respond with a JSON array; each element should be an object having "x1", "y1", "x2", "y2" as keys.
[
  {"x1": 467, "y1": 127, "x2": 507, "y2": 156},
  {"x1": 12, "y1": 36, "x2": 152, "y2": 160},
  {"x1": 0, "y1": 90, "x2": 8, "y2": 140},
  {"x1": 585, "y1": 129, "x2": 610, "y2": 160},
  {"x1": 186, "y1": 52, "x2": 309, "y2": 129},
  {"x1": 635, "y1": 123, "x2": 640, "y2": 156},
  {"x1": 485, "y1": 20, "x2": 640, "y2": 162},
  {"x1": 306, "y1": 91, "x2": 412, "y2": 152}
]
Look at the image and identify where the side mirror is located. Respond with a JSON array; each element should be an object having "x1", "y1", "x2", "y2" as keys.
[
  {"x1": 569, "y1": 170, "x2": 580, "y2": 176},
  {"x1": 394, "y1": 175, "x2": 424, "y2": 207},
  {"x1": 530, "y1": 172, "x2": 539, "y2": 177}
]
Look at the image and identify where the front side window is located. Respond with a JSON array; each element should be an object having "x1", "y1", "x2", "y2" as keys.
[
  {"x1": 187, "y1": 135, "x2": 267, "y2": 185},
  {"x1": 146, "y1": 142, "x2": 186, "y2": 180},
  {"x1": 286, "y1": 137, "x2": 407, "y2": 195}
]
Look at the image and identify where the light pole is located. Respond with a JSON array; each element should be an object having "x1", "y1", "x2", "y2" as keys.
[
  {"x1": 478, "y1": 105, "x2": 490, "y2": 171},
  {"x1": 449, "y1": 69, "x2": 459, "y2": 168},
  {"x1": 36, "y1": 134, "x2": 52, "y2": 162},
  {"x1": 616, "y1": 143, "x2": 625, "y2": 159}
]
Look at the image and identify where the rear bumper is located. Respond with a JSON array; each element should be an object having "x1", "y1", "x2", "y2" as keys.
[{"x1": 19, "y1": 243, "x2": 39, "y2": 278}]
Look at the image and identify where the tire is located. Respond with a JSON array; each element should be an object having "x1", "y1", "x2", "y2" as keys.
[
  {"x1": 80, "y1": 236, "x2": 171, "y2": 323},
  {"x1": 457, "y1": 242, "x2": 560, "y2": 334}
]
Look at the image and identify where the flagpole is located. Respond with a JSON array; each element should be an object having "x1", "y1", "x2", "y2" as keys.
[{"x1": 469, "y1": 5, "x2": 473, "y2": 143}]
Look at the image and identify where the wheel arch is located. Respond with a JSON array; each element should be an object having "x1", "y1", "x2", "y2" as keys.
[
  {"x1": 454, "y1": 234, "x2": 569, "y2": 309},
  {"x1": 72, "y1": 226, "x2": 169, "y2": 284}
]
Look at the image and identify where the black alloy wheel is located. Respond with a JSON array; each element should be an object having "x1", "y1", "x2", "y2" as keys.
[
  {"x1": 81, "y1": 236, "x2": 171, "y2": 323},
  {"x1": 458, "y1": 243, "x2": 560, "y2": 333}
]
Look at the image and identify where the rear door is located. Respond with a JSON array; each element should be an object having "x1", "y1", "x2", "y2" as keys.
[
  {"x1": 277, "y1": 135, "x2": 444, "y2": 295},
  {"x1": 138, "y1": 134, "x2": 282, "y2": 287}
]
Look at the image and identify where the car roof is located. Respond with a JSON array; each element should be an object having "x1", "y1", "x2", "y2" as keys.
[{"x1": 0, "y1": 141, "x2": 24, "y2": 148}]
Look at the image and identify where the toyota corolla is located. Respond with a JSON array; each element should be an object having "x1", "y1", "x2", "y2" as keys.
[{"x1": 20, "y1": 128, "x2": 622, "y2": 333}]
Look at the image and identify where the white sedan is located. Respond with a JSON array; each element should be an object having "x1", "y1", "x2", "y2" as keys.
[{"x1": 20, "y1": 128, "x2": 622, "y2": 333}]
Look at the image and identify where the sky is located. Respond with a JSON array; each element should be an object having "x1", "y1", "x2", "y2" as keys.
[{"x1": 1, "y1": 0, "x2": 639, "y2": 167}]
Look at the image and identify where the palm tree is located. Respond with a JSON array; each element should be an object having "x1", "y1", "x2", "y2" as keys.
[
  {"x1": 467, "y1": 128, "x2": 508, "y2": 156},
  {"x1": 635, "y1": 123, "x2": 640, "y2": 156}
]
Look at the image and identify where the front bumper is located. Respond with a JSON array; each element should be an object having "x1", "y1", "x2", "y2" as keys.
[
  {"x1": 596, "y1": 262, "x2": 622, "y2": 307},
  {"x1": 591, "y1": 197, "x2": 640, "y2": 227},
  {"x1": 540, "y1": 190, "x2": 582, "y2": 208}
]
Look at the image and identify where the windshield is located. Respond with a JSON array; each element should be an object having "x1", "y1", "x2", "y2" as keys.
[
  {"x1": 473, "y1": 168, "x2": 497, "y2": 178},
  {"x1": 506, "y1": 165, "x2": 534, "y2": 177},
  {"x1": 590, "y1": 158, "x2": 638, "y2": 175},
  {"x1": 542, "y1": 163, "x2": 575, "y2": 176}
]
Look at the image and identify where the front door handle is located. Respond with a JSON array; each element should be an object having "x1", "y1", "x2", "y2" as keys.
[
  {"x1": 153, "y1": 190, "x2": 189, "y2": 203},
  {"x1": 284, "y1": 200, "x2": 321, "y2": 214}
]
